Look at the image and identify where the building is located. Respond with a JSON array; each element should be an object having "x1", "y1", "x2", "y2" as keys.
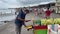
[{"x1": 55, "y1": 0, "x2": 60, "y2": 13}]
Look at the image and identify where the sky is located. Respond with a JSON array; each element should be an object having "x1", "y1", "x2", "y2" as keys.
[{"x1": 0, "y1": 0, "x2": 55, "y2": 9}]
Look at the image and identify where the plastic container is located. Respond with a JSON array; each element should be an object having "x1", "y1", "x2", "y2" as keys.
[{"x1": 34, "y1": 25, "x2": 47, "y2": 34}]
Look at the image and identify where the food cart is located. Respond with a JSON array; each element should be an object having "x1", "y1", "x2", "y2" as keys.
[{"x1": 26, "y1": 18, "x2": 60, "y2": 34}]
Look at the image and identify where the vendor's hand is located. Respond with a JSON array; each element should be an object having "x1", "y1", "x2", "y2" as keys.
[{"x1": 25, "y1": 20, "x2": 31, "y2": 22}]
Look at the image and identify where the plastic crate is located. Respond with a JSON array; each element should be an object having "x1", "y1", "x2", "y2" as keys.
[
  {"x1": 33, "y1": 20, "x2": 41, "y2": 25},
  {"x1": 34, "y1": 25, "x2": 47, "y2": 34}
]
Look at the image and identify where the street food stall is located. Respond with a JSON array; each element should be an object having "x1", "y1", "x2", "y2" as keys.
[{"x1": 26, "y1": 18, "x2": 60, "y2": 34}]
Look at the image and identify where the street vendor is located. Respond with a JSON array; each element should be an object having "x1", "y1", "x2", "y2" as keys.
[
  {"x1": 15, "y1": 8, "x2": 31, "y2": 34},
  {"x1": 45, "y1": 8, "x2": 51, "y2": 18}
]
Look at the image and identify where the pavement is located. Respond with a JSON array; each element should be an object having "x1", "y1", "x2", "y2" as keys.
[{"x1": 0, "y1": 12, "x2": 60, "y2": 34}]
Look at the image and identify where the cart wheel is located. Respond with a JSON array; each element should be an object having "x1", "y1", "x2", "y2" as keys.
[
  {"x1": 27, "y1": 29, "x2": 29, "y2": 31},
  {"x1": 27, "y1": 27, "x2": 33, "y2": 31},
  {"x1": 27, "y1": 28, "x2": 32, "y2": 31}
]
